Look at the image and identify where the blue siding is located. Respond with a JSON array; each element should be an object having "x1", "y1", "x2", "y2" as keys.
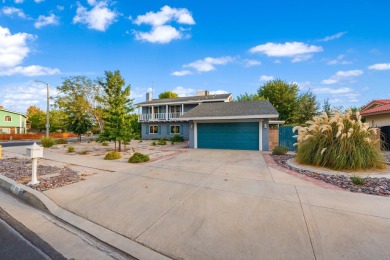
[
  {"x1": 197, "y1": 122, "x2": 259, "y2": 150},
  {"x1": 141, "y1": 122, "x2": 190, "y2": 140}
]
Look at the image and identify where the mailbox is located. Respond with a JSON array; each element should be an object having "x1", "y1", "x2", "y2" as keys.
[{"x1": 26, "y1": 143, "x2": 43, "y2": 158}]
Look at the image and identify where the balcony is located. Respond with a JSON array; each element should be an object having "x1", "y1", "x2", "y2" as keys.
[{"x1": 138, "y1": 112, "x2": 184, "y2": 122}]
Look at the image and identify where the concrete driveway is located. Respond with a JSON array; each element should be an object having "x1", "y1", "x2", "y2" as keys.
[{"x1": 5, "y1": 147, "x2": 390, "y2": 259}]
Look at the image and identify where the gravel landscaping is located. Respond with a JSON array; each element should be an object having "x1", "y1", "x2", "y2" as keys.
[
  {"x1": 0, "y1": 158, "x2": 81, "y2": 192},
  {"x1": 272, "y1": 155, "x2": 390, "y2": 196}
]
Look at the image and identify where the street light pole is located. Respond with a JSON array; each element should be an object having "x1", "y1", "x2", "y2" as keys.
[{"x1": 34, "y1": 80, "x2": 50, "y2": 138}]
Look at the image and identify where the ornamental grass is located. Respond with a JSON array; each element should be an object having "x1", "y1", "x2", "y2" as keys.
[{"x1": 294, "y1": 110, "x2": 385, "y2": 170}]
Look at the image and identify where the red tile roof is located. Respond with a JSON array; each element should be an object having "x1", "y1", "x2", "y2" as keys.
[{"x1": 360, "y1": 99, "x2": 390, "y2": 116}]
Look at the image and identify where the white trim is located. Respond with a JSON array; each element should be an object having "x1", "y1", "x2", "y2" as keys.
[
  {"x1": 183, "y1": 114, "x2": 279, "y2": 120},
  {"x1": 259, "y1": 120, "x2": 263, "y2": 151},
  {"x1": 194, "y1": 122, "x2": 198, "y2": 149},
  {"x1": 136, "y1": 97, "x2": 231, "y2": 107},
  {"x1": 165, "y1": 105, "x2": 168, "y2": 121},
  {"x1": 269, "y1": 120, "x2": 285, "y2": 125}
]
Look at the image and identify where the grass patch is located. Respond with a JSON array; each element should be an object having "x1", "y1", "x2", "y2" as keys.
[
  {"x1": 157, "y1": 139, "x2": 167, "y2": 145},
  {"x1": 55, "y1": 138, "x2": 68, "y2": 144},
  {"x1": 104, "y1": 151, "x2": 122, "y2": 160},
  {"x1": 101, "y1": 142, "x2": 109, "y2": 146},
  {"x1": 171, "y1": 135, "x2": 184, "y2": 142},
  {"x1": 41, "y1": 137, "x2": 55, "y2": 148},
  {"x1": 80, "y1": 150, "x2": 89, "y2": 155},
  {"x1": 350, "y1": 176, "x2": 366, "y2": 185},
  {"x1": 272, "y1": 145, "x2": 288, "y2": 155},
  {"x1": 67, "y1": 146, "x2": 75, "y2": 153},
  {"x1": 128, "y1": 152, "x2": 150, "y2": 163}
]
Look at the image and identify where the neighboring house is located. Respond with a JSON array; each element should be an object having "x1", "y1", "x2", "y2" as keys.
[
  {"x1": 135, "y1": 91, "x2": 279, "y2": 151},
  {"x1": 360, "y1": 99, "x2": 390, "y2": 150},
  {"x1": 0, "y1": 106, "x2": 28, "y2": 134}
]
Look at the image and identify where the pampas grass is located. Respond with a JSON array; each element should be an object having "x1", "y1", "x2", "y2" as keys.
[{"x1": 295, "y1": 110, "x2": 385, "y2": 170}]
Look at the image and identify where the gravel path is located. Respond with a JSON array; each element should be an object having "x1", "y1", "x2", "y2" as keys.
[
  {"x1": 271, "y1": 155, "x2": 390, "y2": 197},
  {"x1": 0, "y1": 158, "x2": 81, "y2": 192}
]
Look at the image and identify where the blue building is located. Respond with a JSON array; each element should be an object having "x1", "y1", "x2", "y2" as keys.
[{"x1": 136, "y1": 91, "x2": 279, "y2": 151}]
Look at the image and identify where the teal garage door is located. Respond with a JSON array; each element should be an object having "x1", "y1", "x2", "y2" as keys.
[{"x1": 197, "y1": 122, "x2": 259, "y2": 150}]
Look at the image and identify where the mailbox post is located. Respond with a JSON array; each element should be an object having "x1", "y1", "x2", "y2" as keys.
[{"x1": 26, "y1": 143, "x2": 43, "y2": 185}]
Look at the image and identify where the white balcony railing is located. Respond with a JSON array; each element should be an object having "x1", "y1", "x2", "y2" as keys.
[{"x1": 138, "y1": 112, "x2": 184, "y2": 122}]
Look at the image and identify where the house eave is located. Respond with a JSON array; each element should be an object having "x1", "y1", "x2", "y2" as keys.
[{"x1": 182, "y1": 114, "x2": 279, "y2": 121}]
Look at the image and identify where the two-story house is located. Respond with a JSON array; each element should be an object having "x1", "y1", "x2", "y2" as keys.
[
  {"x1": 136, "y1": 91, "x2": 279, "y2": 151},
  {"x1": 0, "y1": 106, "x2": 28, "y2": 134}
]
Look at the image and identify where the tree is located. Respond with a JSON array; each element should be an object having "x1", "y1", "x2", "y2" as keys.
[
  {"x1": 26, "y1": 105, "x2": 43, "y2": 117},
  {"x1": 49, "y1": 109, "x2": 68, "y2": 133},
  {"x1": 294, "y1": 91, "x2": 320, "y2": 125},
  {"x1": 159, "y1": 91, "x2": 178, "y2": 99},
  {"x1": 67, "y1": 111, "x2": 93, "y2": 142},
  {"x1": 55, "y1": 76, "x2": 104, "y2": 132},
  {"x1": 257, "y1": 79, "x2": 299, "y2": 124},
  {"x1": 26, "y1": 106, "x2": 46, "y2": 133},
  {"x1": 99, "y1": 70, "x2": 134, "y2": 152},
  {"x1": 235, "y1": 93, "x2": 264, "y2": 101}
]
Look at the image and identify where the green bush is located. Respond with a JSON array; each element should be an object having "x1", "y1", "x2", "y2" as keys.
[
  {"x1": 89, "y1": 138, "x2": 95, "y2": 142},
  {"x1": 101, "y1": 142, "x2": 109, "y2": 146},
  {"x1": 80, "y1": 150, "x2": 89, "y2": 155},
  {"x1": 55, "y1": 138, "x2": 68, "y2": 144},
  {"x1": 157, "y1": 139, "x2": 167, "y2": 145},
  {"x1": 104, "y1": 151, "x2": 122, "y2": 160},
  {"x1": 151, "y1": 141, "x2": 156, "y2": 146},
  {"x1": 350, "y1": 176, "x2": 366, "y2": 185},
  {"x1": 295, "y1": 110, "x2": 386, "y2": 170},
  {"x1": 41, "y1": 137, "x2": 55, "y2": 148},
  {"x1": 171, "y1": 135, "x2": 184, "y2": 142},
  {"x1": 128, "y1": 152, "x2": 150, "y2": 163},
  {"x1": 67, "y1": 146, "x2": 75, "y2": 153},
  {"x1": 272, "y1": 145, "x2": 289, "y2": 155}
]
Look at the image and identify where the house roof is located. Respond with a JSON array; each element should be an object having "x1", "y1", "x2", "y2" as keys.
[
  {"x1": 0, "y1": 108, "x2": 27, "y2": 118},
  {"x1": 360, "y1": 99, "x2": 390, "y2": 116},
  {"x1": 180, "y1": 100, "x2": 278, "y2": 120},
  {"x1": 135, "y1": 93, "x2": 232, "y2": 106}
]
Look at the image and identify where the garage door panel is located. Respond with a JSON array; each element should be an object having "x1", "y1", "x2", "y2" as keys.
[{"x1": 197, "y1": 122, "x2": 259, "y2": 150}]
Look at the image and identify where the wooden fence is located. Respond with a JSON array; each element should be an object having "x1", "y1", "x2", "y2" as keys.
[{"x1": 0, "y1": 133, "x2": 77, "y2": 141}]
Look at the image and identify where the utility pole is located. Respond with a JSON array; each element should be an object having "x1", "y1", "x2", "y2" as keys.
[{"x1": 35, "y1": 80, "x2": 50, "y2": 138}]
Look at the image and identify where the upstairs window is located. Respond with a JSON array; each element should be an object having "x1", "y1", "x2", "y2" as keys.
[{"x1": 4, "y1": 116, "x2": 11, "y2": 122}]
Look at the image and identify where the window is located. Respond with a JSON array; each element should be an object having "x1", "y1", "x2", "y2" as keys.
[
  {"x1": 170, "y1": 106, "x2": 181, "y2": 113},
  {"x1": 170, "y1": 125, "x2": 180, "y2": 134},
  {"x1": 4, "y1": 116, "x2": 11, "y2": 122},
  {"x1": 149, "y1": 125, "x2": 158, "y2": 134}
]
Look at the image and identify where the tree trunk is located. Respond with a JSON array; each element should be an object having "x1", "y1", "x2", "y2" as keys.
[
  {"x1": 119, "y1": 141, "x2": 122, "y2": 152},
  {"x1": 79, "y1": 134, "x2": 81, "y2": 142},
  {"x1": 114, "y1": 141, "x2": 117, "y2": 151}
]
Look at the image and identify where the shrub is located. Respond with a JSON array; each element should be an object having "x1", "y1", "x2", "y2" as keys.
[
  {"x1": 89, "y1": 138, "x2": 95, "y2": 142},
  {"x1": 350, "y1": 176, "x2": 366, "y2": 185},
  {"x1": 41, "y1": 137, "x2": 55, "y2": 148},
  {"x1": 55, "y1": 138, "x2": 68, "y2": 144},
  {"x1": 102, "y1": 142, "x2": 109, "y2": 146},
  {"x1": 171, "y1": 135, "x2": 184, "y2": 142},
  {"x1": 272, "y1": 145, "x2": 289, "y2": 155},
  {"x1": 104, "y1": 151, "x2": 122, "y2": 160},
  {"x1": 128, "y1": 152, "x2": 150, "y2": 163},
  {"x1": 80, "y1": 150, "x2": 89, "y2": 155},
  {"x1": 151, "y1": 141, "x2": 156, "y2": 146},
  {"x1": 295, "y1": 110, "x2": 385, "y2": 170},
  {"x1": 67, "y1": 146, "x2": 75, "y2": 153},
  {"x1": 157, "y1": 139, "x2": 167, "y2": 145}
]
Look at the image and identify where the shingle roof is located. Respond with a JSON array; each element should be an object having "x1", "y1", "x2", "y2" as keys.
[
  {"x1": 360, "y1": 99, "x2": 390, "y2": 116},
  {"x1": 135, "y1": 93, "x2": 232, "y2": 106},
  {"x1": 180, "y1": 100, "x2": 278, "y2": 119}
]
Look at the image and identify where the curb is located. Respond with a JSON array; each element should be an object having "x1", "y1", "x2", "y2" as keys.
[{"x1": 0, "y1": 174, "x2": 169, "y2": 260}]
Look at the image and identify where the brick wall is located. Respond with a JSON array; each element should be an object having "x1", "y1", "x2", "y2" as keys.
[{"x1": 269, "y1": 128, "x2": 279, "y2": 150}]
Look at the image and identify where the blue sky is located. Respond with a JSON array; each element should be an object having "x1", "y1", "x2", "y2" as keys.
[{"x1": 1, "y1": 0, "x2": 389, "y2": 113}]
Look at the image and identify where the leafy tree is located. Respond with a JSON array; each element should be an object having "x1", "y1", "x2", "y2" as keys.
[
  {"x1": 26, "y1": 105, "x2": 44, "y2": 117},
  {"x1": 322, "y1": 98, "x2": 332, "y2": 117},
  {"x1": 235, "y1": 93, "x2": 264, "y2": 101},
  {"x1": 294, "y1": 91, "x2": 320, "y2": 125},
  {"x1": 67, "y1": 112, "x2": 93, "y2": 142},
  {"x1": 29, "y1": 112, "x2": 46, "y2": 133},
  {"x1": 129, "y1": 114, "x2": 141, "y2": 139},
  {"x1": 99, "y1": 70, "x2": 134, "y2": 152},
  {"x1": 159, "y1": 91, "x2": 178, "y2": 99},
  {"x1": 55, "y1": 76, "x2": 104, "y2": 132},
  {"x1": 257, "y1": 79, "x2": 299, "y2": 124},
  {"x1": 49, "y1": 110, "x2": 68, "y2": 133}
]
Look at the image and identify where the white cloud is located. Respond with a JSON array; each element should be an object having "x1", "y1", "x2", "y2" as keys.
[
  {"x1": 184, "y1": 56, "x2": 234, "y2": 72},
  {"x1": 57, "y1": 5, "x2": 64, "y2": 11},
  {"x1": 133, "y1": 5, "x2": 195, "y2": 44},
  {"x1": 34, "y1": 14, "x2": 59, "y2": 29},
  {"x1": 171, "y1": 70, "x2": 192, "y2": 76},
  {"x1": 274, "y1": 60, "x2": 281, "y2": 64},
  {"x1": 209, "y1": 90, "x2": 229, "y2": 95},
  {"x1": 327, "y1": 55, "x2": 352, "y2": 65},
  {"x1": 321, "y1": 70, "x2": 363, "y2": 85},
  {"x1": 318, "y1": 32, "x2": 347, "y2": 42},
  {"x1": 14, "y1": 0, "x2": 23, "y2": 3},
  {"x1": 0, "y1": 26, "x2": 34, "y2": 68},
  {"x1": 134, "y1": 25, "x2": 181, "y2": 44},
  {"x1": 249, "y1": 42, "x2": 323, "y2": 62},
  {"x1": 1, "y1": 6, "x2": 26, "y2": 18},
  {"x1": 259, "y1": 75, "x2": 274, "y2": 81},
  {"x1": 172, "y1": 86, "x2": 195, "y2": 97},
  {"x1": 34, "y1": 0, "x2": 44, "y2": 3},
  {"x1": 73, "y1": 1, "x2": 117, "y2": 31},
  {"x1": 368, "y1": 63, "x2": 390, "y2": 70},
  {"x1": 87, "y1": 0, "x2": 96, "y2": 5},
  {"x1": 313, "y1": 87, "x2": 352, "y2": 94},
  {"x1": 243, "y1": 59, "x2": 261, "y2": 67},
  {"x1": 0, "y1": 65, "x2": 60, "y2": 76}
]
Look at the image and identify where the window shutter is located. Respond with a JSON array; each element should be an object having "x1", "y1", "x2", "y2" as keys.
[
  {"x1": 167, "y1": 125, "x2": 170, "y2": 135},
  {"x1": 146, "y1": 125, "x2": 149, "y2": 134},
  {"x1": 180, "y1": 125, "x2": 184, "y2": 135},
  {"x1": 158, "y1": 125, "x2": 161, "y2": 134}
]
